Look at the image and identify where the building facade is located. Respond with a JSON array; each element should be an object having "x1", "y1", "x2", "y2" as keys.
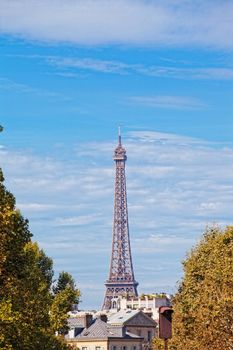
[
  {"x1": 108, "y1": 294, "x2": 171, "y2": 323},
  {"x1": 67, "y1": 310, "x2": 157, "y2": 350},
  {"x1": 67, "y1": 317, "x2": 143, "y2": 350}
]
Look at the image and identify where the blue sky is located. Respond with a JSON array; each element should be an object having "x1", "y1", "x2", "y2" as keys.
[{"x1": 1, "y1": 0, "x2": 233, "y2": 309}]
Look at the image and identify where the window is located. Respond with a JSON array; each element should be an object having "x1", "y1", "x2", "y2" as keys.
[
  {"x1": 112, "y1": 346, "x2": 117, "y2": 350},
  {"x1": 96, "y1": 347, "x2": 101, "y2": 350},
  {"x1": 148, "y1": 331, "x2": 152, "y2": 341},
  {"x1": 132, "y1": 346, "x2": 137, "y2": 350},
  {"x1": 82, "y1": 347, "x2": 87, "y2": 350},
  {"x1": 122, "y1": 346, "x2": 127, "y2": 350}
]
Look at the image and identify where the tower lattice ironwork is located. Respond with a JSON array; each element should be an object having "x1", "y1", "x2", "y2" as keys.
[{"x1": 102, "y1": 131, "x2": 138, "y2": 310}]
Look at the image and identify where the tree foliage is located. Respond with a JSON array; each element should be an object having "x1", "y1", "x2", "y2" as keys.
[
  {"x1": 171, "y1": 226, "x2": 233, "y2": 350},
  {"x1": 0, "y1": 169, "x2": 79, "y2": 349},
  {"x1": 51, "y1": 272, "x2": 81, "y2": 334},
  {"x1": 53, "y1": 271, "x2": 77, "y2": 296},
  {"x1": 50, "y1": 287, "x2": 80, "y2": 335},
  {"x1": 152, "y1": 337, "x2": 165, "y2": 350}
]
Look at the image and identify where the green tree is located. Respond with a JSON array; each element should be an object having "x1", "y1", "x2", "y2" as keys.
[
  {"x1": 50, "y1": 287, "x2": 79, "y2": 335},
  {"x1": 51, "y1": 271, "x2": 81, "y2": 334},
  {"x1": 0, "y1": 169, "x2": 77, "y2": 349},
  {"x1": 171, "y1": 226, "x2": 233, "y2": 350},
  {"x1": 152, "y1": 337, "x2": 165, "y2": 350},
  {"x1": 53, "y1": 271, "x2": 76, "y2": 295}
]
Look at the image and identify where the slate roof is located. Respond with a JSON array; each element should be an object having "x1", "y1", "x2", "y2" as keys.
[
  {"x1": 107, "y1": 309, "x2": 140, "y2": 325},
  {"x1": 68, "y1": 317, "x2": 85, "y2": 328},
  {"x1": 76, "y1": 318, "x2": 141, "y2": 340},
  {"x1": 107, "y1": 309, "x2": 157, "y2": 328}
]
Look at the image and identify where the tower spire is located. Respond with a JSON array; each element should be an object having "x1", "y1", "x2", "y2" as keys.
[
  {"x1": 118, "y1": 126, "x2": 121, "y2": 146},
  {"x1": 102, "y1": 131, "x2": 138, "y2": 310}
]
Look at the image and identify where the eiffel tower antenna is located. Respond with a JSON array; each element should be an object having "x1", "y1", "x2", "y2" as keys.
[
  {"x1": 118, "y1": 126, "x2": 121, "y2": 145},
  {"x1": 102, "y1": 130, "x2": 138, "y2": 310}
]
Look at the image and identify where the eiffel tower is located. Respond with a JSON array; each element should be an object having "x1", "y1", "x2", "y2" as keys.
[{"x1": 102, "y1": 130, "x2": 138, "y2": 310}]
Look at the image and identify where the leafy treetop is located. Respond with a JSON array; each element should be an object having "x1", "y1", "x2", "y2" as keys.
[{"x1": 169, "y1": 225, "x2": 233, "y2": 350}]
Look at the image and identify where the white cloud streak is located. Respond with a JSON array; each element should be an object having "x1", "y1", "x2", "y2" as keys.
[
  {"x1": 126, "y1": 95, "x2": 207, "y2": 110},
  {"x1": 7, "y1": 55, "x2": 233, "y2": 81},
  {"x1": 0, "y1": 77, "x2": 70, "y2": 100},
  {"x1": 54, "y1": 214, "x2": 102, "y2": 227},
  {"x1": 48, "y1": 56, "x2": 233, "y2": 80},
  {"x1": 46, "y1": 56, "x2": 233, "y2": 80},
  {"x1": 48, "y1": 57, "x2": 129, "y2": 74},
  {"x1": 1, "y1": 0, "x2": 233, "y2": 49}
]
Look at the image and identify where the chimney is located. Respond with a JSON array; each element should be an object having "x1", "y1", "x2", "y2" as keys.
[
  {"x1": 78, "y1": 313, "x2": 93, "y2": 328},
  {"x1": 85, "y1": 314, "x2": 93, "y2": 328},
  {"x1": 100, "y1": 314, "x2": 108, "y2": 323}
]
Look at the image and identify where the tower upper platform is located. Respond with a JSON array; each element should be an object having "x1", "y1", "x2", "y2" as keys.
[{"x1": 113, "y1": 130, "x2": 127, "y2": 161}]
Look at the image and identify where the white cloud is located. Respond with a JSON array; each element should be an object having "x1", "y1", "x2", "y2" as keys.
[
  {"x1": 1, "y1": 0, "x2": 233, "y2": 49},
  {"x1": 54, "y1": 214, "x2": 102, "y2": 226},
  {"x1": 137, "y1": 66, "x2": 233, "y2": 80},
  {"x1": 18, "y1": 203, "x2": 59, "y2": 211},
  {"x1": 48, "y1": 57, "x2": 129, "y2": 74},
  {"x1": 46, "y1": 56, "x2": 233, "y2": 80},
  {"x1": 8, "y1": 55, "x2": 233, "y2": 81},
  {"x1": 126, "y1": 95, "x2": 207, "y2": 110},
  {"x1": 133, "y1": 234, "x2": 196, "y2": 253},
  {"x1": 0, "y1": 77, "x2": 70, "y2": 100},
  {"x1": 127, "y1": 130, "x2": 206, "y2": 145}
]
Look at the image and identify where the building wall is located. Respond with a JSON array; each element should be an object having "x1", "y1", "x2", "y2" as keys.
[
  {"x1": 110, "y1": 295, "x2": 171, "y2": 322},
  {"x1": 109, "y1": 339, "x2": 142, "y2": 350},
  {"x1": 67, "y1": 339, "x2": 107, "y2": 350},
  {"x1": 67, "y1": 338, "x2": 142, "y2": 350},
  {"x1": 125, "y1": 326, "x2": 156, "y2": 341}
]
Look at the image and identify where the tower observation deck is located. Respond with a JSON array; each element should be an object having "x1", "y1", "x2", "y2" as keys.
[{"x1": 102, "y1": 131, "x2": 138, "y2": 310}]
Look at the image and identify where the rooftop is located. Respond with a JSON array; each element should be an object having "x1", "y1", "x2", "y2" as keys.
[
  {"x1": 77, "y1": 318, "x2": 142, "y2": 340},
  {"x1": 107, "y1": 309, "x2": 140, "y2": 325}
]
